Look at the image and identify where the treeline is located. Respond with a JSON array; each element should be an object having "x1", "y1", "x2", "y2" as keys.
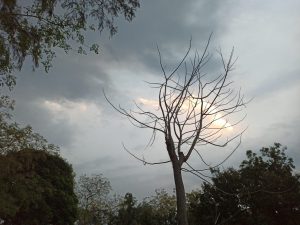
[
  {"x1": 1, "y1": 116, "x2": 300, "y2": 225},
  {"x1": 76, "y1": 143, "x2": 300, "y2": 225}
]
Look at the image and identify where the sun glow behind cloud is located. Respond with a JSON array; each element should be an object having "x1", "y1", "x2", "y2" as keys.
[{"x1": 137, "y1": 97, "x2": 233, "y2": 131}]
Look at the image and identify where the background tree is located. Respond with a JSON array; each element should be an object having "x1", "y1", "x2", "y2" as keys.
[
  {"x1": 187, "y1": 143, "x2": 300, "y2": 225},
  {"x1": 105, "y1": 36, "x2": 247, "y2": 225},
  {"x1": 136, "y1": 189, "x2": 177, "y2": 225},
  {"x1": 76, "y1": 174, "x2": 113, "y2": 225},
  {"x1": 107, "y1": 190, "x2": 176, "y2": 225},
  {"x1": 110, "y1": 193, "x2": 138, "y2": 225},
  {"x1": 0, "y1": 111, "x2": 77, "y2": 224},
  {"x1": 0, "y1": 115, "x2": 59, "y2": 155},
  {"x1": 0, "y1": 148, "x2": 78, "y2": 225},
  {"x1": 187, "y1": 169, "x2": 245, "y2": 225}
]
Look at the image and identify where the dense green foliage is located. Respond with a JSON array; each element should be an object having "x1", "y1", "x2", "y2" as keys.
[
  {"x1": 187, "y1": 143, "x2": 300, "y2": 225},
  {"x1": 0, "y1": 110, "x2": 77, "y2": 224},
  {"x1": 0, "y1": 148, "x2": 78, "y2": 225}
]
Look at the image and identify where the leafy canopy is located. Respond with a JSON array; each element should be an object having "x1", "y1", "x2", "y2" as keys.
[
  {"x1": 0, "y1": 0, "x2": 140, "y2": 89},
  {"x1": 0, "y1": 115, "x2": 59, "y2": 155},
  {"x1": 187, "y1": 143, "x2": 300, "y2": 225},
  {"x1": 0, "y1": 148, "x2": 78, "y2": 225}
]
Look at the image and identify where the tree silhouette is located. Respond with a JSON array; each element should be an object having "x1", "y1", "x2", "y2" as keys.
[
  {"x1": 187, "y1": 143, "x2": 300, "y2": 225},
  {"x1": 105, "y1": 36, "x2": 247, "y2": 225}
]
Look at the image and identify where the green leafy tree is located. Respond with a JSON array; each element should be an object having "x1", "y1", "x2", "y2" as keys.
[
  {"x1": 137, "y1": 189, "x2": 177, "y2": 225},
  {"x1": 0, "y1": 110, "x2": 76, "y2": 224},
  {"x1": 0, "y1": 115, "x2": 59, "y2": 155},
  {"x1": 187, "y1": 143, "x2": 300, "y2": 225},
  {"x1": 238, "y1": 143, "x2": 300, "y2": 225},
  {"x1": 76, "y1": 174, "x2": 113, "y2": 225},
  {"x1": 114, "y1": 193, "x2": 138, "y2": 225},
  {"x1": 108, "y1": 190, "x2": 177, "y2": 225},
  {"x1": 107, "y1": 192, "x2": 141, "y2": 225},
  {"x1": 0, "y1": 148, "x2": 78, "y2": 225},
  {"x1": 187, "y1": 169, "x2": 245, "y2": 225}
]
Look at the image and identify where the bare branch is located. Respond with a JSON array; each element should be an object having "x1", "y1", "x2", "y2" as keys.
[
  {"x1": 104, "y1": 36, "x2": 248, "y2": 225},
  {"x1": 122, "y1": 143, "x2": 170, "y2": 166}
]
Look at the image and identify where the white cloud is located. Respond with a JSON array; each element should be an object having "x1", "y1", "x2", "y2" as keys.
[{"x1": 43, "y1": 99, "x2": 101, "y2": 127}]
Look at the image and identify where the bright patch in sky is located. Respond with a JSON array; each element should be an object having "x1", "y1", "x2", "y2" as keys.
[
  {"x1": 138, "y1": 97, "x2": 159, "y2": 108},
  {"x1": 43, "y1": 99, "x2": 101, "y2": 125},
  {"x1": 137, "y1": 97, "x2": 233, "y2": 131}
]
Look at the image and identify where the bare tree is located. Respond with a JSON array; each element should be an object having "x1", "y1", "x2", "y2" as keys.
[{"x1": 105, "y1": 36, "x2": 247, "y2": 225}]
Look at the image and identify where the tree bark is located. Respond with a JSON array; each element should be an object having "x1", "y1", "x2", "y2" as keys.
[{"x1": 172, "y1": 160, "x2": 188, "y2": 225}]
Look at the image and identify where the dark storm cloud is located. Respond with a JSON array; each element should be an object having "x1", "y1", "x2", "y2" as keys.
[
  {"x1": 9, "y1": 0, "x2": 299, "y2": 199},
  {"x1": 100, "y1": 0, "x2": 237, "y2": 74},
  {"x1": 14, "y1": 53, "x2": 113, "y2": 102},
  {"x1": 11, "y1": 53, "x2": 111, "y2": 147},
  {"x1": 13, "y1": 0, "x2": 236, "y2": 105},
  {"x1": 11, "y1": 0, "x2": 235, "y2": 150}
]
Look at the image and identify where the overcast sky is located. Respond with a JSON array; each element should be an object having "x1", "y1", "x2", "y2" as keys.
[{"x1": 12, "y1": 0, "x2": 300, "y2": 199}]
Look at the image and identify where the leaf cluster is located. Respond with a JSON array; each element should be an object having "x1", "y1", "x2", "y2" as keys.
[
  {"x1": 0, "y1": 0, "x2": 140, "y2": 89},
  {"x1": 0, "y1": 115, "x2": 59, "y2": 155}
]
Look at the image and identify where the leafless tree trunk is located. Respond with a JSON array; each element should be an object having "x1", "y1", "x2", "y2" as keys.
[
  {"x1": 172, "y1": 157, "x2": 188, "y2": 224},
  {"x1": 105, "y1": 35, "x2": 247, "y2": 225}
]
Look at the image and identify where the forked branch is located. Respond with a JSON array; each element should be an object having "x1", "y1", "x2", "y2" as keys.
[{"x1": 104, "y1": 37, "x2": 247, "y2": 179}]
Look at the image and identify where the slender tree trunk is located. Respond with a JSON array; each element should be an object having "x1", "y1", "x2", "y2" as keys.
[{"x1": 172, "y1": 160, "x2": 188, "y2": 225}]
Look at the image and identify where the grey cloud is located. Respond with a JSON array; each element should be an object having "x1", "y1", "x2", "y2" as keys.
[
  {"x1": 248, "y1": 69, "x2": 300, "y2": 98},
  {"x1": 74, "y1": 156, "x2": 116, "y2": 175},
  {"x1": 99, "y1": 0, "x2": 237, "y2": 74},
  {"x1": 11, "y1": 53, "x2": 114, "y2": 148},
  {"x1": 12, "y1": 98, "x2": 76, "y2": 148},
  {"x1": 14, "y1": 53, "x2": 113, "y2": 103},
  {"x1": 239, "y1": 119, "x2": 300, "y2": 168},
  {"x1": 109, "y1": 164, "x2": 175, "y2": 199},
  {"x1": 12, "y1": 0, "x2": 239, "y2": 116},
  {"x1": 7, "y1": 0, "x2": 300, "y2": 198}
]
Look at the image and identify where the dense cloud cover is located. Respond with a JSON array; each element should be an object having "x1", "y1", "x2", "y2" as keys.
[{"x1": 12, "y1": 0, "x2": 300, "y2": 198}]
